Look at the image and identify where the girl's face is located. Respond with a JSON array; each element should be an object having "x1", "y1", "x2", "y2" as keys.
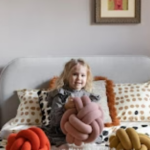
[{"x1": 68, "y1": 63, "x2": 87, "y2": 91}]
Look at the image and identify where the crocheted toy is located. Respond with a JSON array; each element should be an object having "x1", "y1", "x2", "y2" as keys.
[
  {"x1": 60, "y1": 96, "x2": 104, "y2": 146},
  {"x1": 6, "y1": 127, "x2": 50, "y2": 150},
  {"x1": 109, "y1": 127, "x2": 150, "y2": 150}
]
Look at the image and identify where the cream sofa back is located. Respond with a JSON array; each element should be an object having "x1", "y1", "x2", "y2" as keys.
[{"x1": 0, "y1": 56, "x2": 150, "y2": 128}]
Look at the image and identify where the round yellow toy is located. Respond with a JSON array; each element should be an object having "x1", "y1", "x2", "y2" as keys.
[{"x1": 109, "y1": 128, "x2": 150, "y2": 150}]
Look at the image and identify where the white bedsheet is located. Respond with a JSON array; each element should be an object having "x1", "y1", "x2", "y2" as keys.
[
  {"x1": 0, "y1": 118, "x2": 38, "y2": 139},
  {"x1": 1, "y1": 121, "x2": 150, "y2": 150}
]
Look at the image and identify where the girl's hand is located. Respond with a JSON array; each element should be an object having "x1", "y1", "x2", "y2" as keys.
[{"x1": 65, "y1": 96, "x2": 75, "y2": 110}]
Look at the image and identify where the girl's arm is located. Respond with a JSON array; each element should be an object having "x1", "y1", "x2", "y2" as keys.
[
  {"x1": 49, "y1": 94, "x2": 66, "y2": 126},
  {"x1": 64, "y1": 96, "x2": 75, "y2": 110}
]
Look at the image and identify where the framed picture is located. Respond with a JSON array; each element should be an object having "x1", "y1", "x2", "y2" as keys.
[{"x1": 95, "y1": 0, "x2": 141, "y2": 23}]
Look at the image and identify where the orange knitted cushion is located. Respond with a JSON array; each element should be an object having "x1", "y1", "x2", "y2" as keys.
[{"x1": 6, "y1": 127, "x2": 50, "y2": 150}]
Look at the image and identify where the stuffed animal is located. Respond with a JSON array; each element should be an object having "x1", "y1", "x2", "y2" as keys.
[
  {"x1": 6, "y1": 127, "x2": 50, "y2": 150},
  {"x1": 60, "y1": 96, "x2": 104, "y2": 146},
  {"x1": 109, "y1": 127, "x2": 150, "y2": 150}
]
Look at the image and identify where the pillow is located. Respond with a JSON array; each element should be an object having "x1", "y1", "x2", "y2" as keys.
[
  {"x1": 92, "y1": 80, "x2": 112, "y2": 123},
  {"x1": 49, "y1": 76, "x2": 58, "y2": 90},
  {"x1": 49, "y1": 76, "x2": 120, "y2": 127},
  {"x1": 12, "y1": 89, "x2": 42, "y2": 125},
  {"x1": 114, "y1": 82, "x2": 150, "y2": 122},
  {"x1": 37, "y1": 90, "x2": 50, "y2": 126},
  {"x1": 94, "y1": 76, "x2": 120, "y2": 127}
]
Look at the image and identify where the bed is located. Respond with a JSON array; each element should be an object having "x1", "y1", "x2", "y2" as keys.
[{"x1": 0, "y1": 55, "x2": 150, "y2": 150}]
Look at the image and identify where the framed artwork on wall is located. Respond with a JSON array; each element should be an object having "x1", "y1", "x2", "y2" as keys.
[{"x1": 95, "y1": 0, "x2": 141, "y2": 24}]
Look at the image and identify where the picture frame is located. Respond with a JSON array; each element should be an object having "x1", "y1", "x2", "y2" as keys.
[{"x1": 95, "y1": 0, "x2": 141, "y2": 24}]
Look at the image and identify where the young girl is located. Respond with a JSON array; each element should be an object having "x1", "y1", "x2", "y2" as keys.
[{"x1": 41, "y1": 58, "x2": 100, "y2": 146}]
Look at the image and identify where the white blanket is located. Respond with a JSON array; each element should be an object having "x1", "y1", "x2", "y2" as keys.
[{"x1": 1, "y1": 121, "x2": 150, "y2": 150}]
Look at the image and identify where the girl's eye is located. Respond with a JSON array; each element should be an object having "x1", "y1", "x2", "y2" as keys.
[
  {"x1": 73, "y1": 73, "x2": 77, "y2": 76},
  {"x1": 82, "y1": 74, "x2": 85, "y2": 77}
]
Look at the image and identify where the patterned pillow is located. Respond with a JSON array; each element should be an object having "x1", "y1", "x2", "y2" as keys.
[
  {"x1": 37, "y1": 90, "x2": 51, "y2": 126},
  {"x1": 114, "y1": 82, "x2": 150, "y2": 122},
  {"x1": 12, "y1": 89, "x2": 42, "y2": 125}
]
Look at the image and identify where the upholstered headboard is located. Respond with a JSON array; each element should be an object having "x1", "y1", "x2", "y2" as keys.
[{"x1": 0, "y1": 55, "x2": 150, "y2": 128}]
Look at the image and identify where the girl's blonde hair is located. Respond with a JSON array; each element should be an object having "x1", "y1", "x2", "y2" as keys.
[{"x1": 54, "y1": 58, "x2": 93, "y2": 92}]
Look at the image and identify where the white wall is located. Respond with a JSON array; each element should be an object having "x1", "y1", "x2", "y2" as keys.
[{"x1": 0, "y1": 0, "x2": 150, "y2": 71}]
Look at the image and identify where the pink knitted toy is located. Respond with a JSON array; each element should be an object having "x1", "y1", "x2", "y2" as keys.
[{"x1": 60, "y1": 96, "x2": 104, "y2": 146}]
